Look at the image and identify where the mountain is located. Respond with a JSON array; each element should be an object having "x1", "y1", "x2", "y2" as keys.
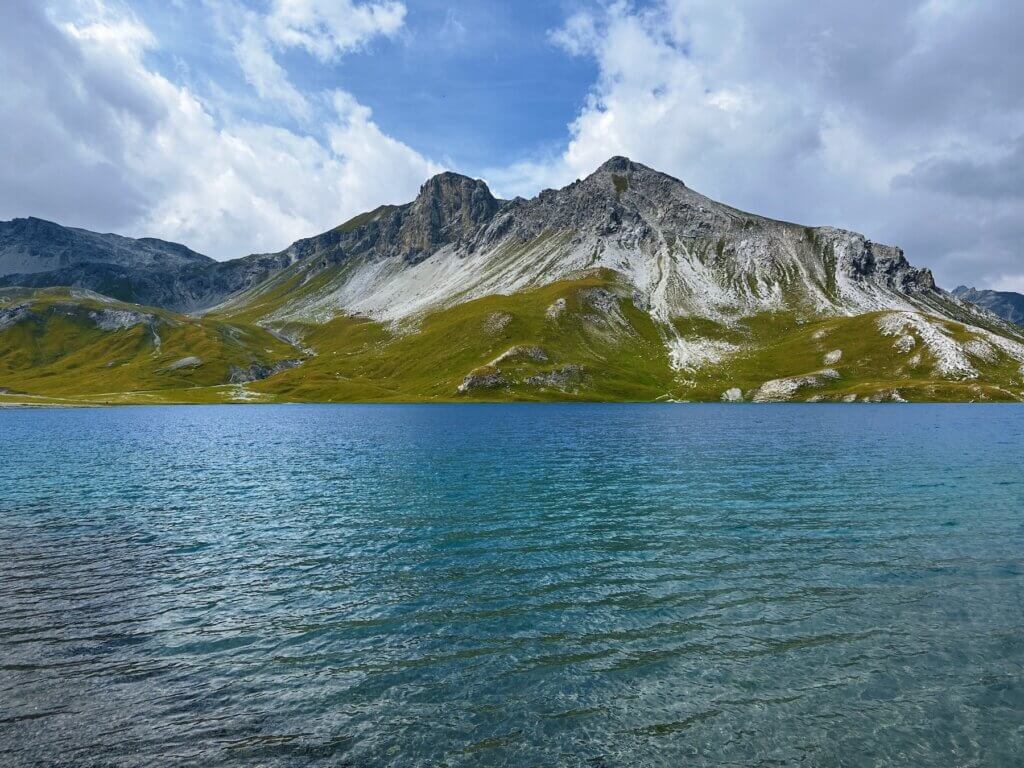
[
  {"x1": 952, "y1": 286, "x2": 1024, "y2": 326},
  {"x1": 0, "y1": 217, "x2": 293, "y2": 312},
  {"x1": 0, "y1": 216, "x2": 212, "y2": 275},
  {"x1": 3, "y1": 157, "x2": 1024, "y2": 405}
]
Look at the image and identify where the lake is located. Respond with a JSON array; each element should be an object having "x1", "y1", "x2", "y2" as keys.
[{"x1": 1, "y1": 404, "x2": 1023, "y2": 766}]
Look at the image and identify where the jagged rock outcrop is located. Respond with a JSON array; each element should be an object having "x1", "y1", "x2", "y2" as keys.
[{"x1": 228, "y1": 359, "x2": 302, "y2": 384}]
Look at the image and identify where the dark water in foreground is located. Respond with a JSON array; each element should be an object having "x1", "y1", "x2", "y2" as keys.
[{"x1": 1, "y1": 404, "x2": 1023, "y2": 767}]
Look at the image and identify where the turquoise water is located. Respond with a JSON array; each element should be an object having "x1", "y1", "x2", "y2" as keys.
[{"x1": 1, "y1": 404, "x2": 1023, "y2": 767}]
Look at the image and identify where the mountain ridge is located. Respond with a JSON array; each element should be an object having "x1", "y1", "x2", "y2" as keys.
[
  {"x1": 3, "y1": 156, "x2": 1024, "y2": 405},
  {"x1": 952, "y1": 286, "x2": 1024, "y2": 326}
]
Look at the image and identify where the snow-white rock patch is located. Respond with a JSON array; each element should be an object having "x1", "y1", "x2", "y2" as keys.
[
  {"x1": 668, "y1": 337, "x2": 738, "y2": 372},
  {"x1": 823, "y1": 349, "x2": 842, "y2": 365},
  {"x1": 894, "y1": 334, "x2": 916, "y2": 353},
  {"x1": 721, "y1": 387, "x2": 743, "y2": 402},
  {"x1": 752, "y1": 369, "x2": 839, "y2": 402},
  {"x1": 166, "y1": 356, "x2": 202, "y2": 370},
  {"x1": 964, "y1": 339, "x2": 998, "y2": 364},
  {"x1": 545, "y1": 298, "x2": 567, "y2": 320},
  {"x1": 877, "y1": 312, "x2": 978, "y2": 379}
]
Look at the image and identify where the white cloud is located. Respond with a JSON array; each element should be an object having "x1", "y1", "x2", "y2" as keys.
[
  {"x1": 0, "y1": 0, "x2": 440, "y2": 259},
  {"x1": 233, "y1": 23, "x2": 312, "y2": 120},
  {"x1": 265, "y1": 0, "x2": 406, "y2": 61},
  {"x1": 492, "y1": 0, "x2": 1024, "y2": 291}
]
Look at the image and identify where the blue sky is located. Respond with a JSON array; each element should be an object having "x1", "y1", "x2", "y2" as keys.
[
  {"x1": 1, "y1": 0, "x2": 1022, "y2": 292},
  {"x1": 135, "y1": 0, "x2": 600, "y2": 169}
]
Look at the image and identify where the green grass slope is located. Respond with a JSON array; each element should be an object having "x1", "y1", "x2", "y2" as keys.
[
  {"x1": 0, "y1": 288, "x2": 298, "y2": 405},
  {"x1": 249, "y1": 271, "x2": 678, "y2": 402},
  {"x1": 3, "y1": 274, "x2": 1024, "y2": 405}
]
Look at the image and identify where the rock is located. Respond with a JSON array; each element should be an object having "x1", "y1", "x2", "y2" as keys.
[
  {"x1": 721, "y1": 387, "x2": 743, "y2": 402},
  {"x1": 894, "y1": 334, "x2": 916, "y2": 353},
  {"x1": 483, "y1": 311, "x2": 513, "y2": 334},
  {"x1": 545, "y1": 298, "x2": 567, "y2": 320},
  {"x1": 398, "y1": 173, "x2": 499, "y2": 263},
  {"x1": 580, "y1": 288, "x2": 620, "y2": 314},
  {"x1": 823, "y1": 349, "x2": 842, "y2": 365},
  {"x1": 964, "y1": 339, "x2": 998, "y2": 363},
  {"x1": 753, "y1": 369, "x2": 840, "y2": 402},
  {"x1": 0, "y1": 302, "x2": 30, "y2": 330},
  {"x1": 488, "y1": 345, "x2": 548, "y2": 366},
  {"x1": 166, "y1": 356, "x2": 202, "y2": 371},
  {"x1": 525, "y1": 365, "x2": 584, "y2": 390},
  {"x1": 228, "y1": 359, "x2": 302, "y2": 383},
  {"x1": 457, "y1": 367, "x2": 507, "y2": 393},
  {"x1": 89, "y1": 308, "x2": 152, "y2": 330}
]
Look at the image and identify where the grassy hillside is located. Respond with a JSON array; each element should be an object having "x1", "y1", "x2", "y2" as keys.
[
  {"x1": 247, "y1": 272, "x2": 678, "y2": 402},
  {"x1": 3, "y1": 276, "x2": 1024, "y2": 405},
  {"x1": 0, "y1": 288, "x2": 297, "y2": 405}
]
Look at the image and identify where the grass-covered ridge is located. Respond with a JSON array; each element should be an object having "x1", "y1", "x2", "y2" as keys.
[
  {"x1": 2, "y1": 276, "x2": 1024, "y2": 405},
  {"x1": 0, "y1": 288, "x2": 298, "y2": 404}
]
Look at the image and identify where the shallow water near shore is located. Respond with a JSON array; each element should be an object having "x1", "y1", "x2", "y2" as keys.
[{"x1": 1, "y1": 403, "x2": 1023, "y2": 766}]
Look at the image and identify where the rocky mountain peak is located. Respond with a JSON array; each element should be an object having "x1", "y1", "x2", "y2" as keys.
[
  {"x1": 400, "y1": 172, "x2": 500, "y2": 262},
  {"x1": 414, "y1": 172, "x2": 497, "y2": 213},
  {"x1": 595, "y1": 156, "x2": 638, "y2": 174}
]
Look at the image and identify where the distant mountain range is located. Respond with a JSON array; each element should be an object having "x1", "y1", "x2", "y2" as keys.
[
  {"x1": 2, "y1": 157, "x2": 1024, "y2": 404},
  {"x1": 0, "y1": 217, "x2": 291, "y2": 312},
  {"x1": 951, "y1": 286, "x2": 1024, "y2": 326}
]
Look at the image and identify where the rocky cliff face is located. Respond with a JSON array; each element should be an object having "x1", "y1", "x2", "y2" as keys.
[
  {"x1": 226, "y1": 156, "x2": 951, "y2": 327},
  {"x1": 0, "y1": 158, "x2": 987, "y2": 328}
]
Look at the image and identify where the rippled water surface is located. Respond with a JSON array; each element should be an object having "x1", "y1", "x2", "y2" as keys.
[{"x1": 2, "y1": 404, "x2": 1023, "y2": 767}]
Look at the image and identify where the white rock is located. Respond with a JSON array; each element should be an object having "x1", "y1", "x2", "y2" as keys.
[
  {"x1": 753, "y1": 369, "x2": 837, "y2": 402},
  {"x1": 964, "y1": 339, "x2": 998, "y2": 363},
  {"x1": 894, "y1": 334, "x2": 916, "y2": 353},
  {"x1": 545, "y1": 298, "x2": 567, "y2": 319},
  {"x1": 166, "y1": 356, "x2": 202, "y2": 370}
]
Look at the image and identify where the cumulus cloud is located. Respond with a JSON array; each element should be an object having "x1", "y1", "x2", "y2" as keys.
[
  {"x1": 233, "y1": 23, "x2": 312, "y2": 120},
  {"x1": 224, "y1": 0, "x2": 406, "y2": 119},
  {"x1": 490, "y1": 0, "x2": 1024, "y2": 290},
  {"x1": 3, "y1": 0, "x2": 1021, "y2": 291},
  {"x1": 0, "y1": 0, "x2": 439, "y2": 259},
  {"x1": 265, "y1": 0, "x2": 406, "y2": 61}
]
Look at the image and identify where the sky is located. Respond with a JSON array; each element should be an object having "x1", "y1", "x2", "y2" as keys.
[{"x1": 1, "y1": 0, "x2": 1022, "y2": 292}]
